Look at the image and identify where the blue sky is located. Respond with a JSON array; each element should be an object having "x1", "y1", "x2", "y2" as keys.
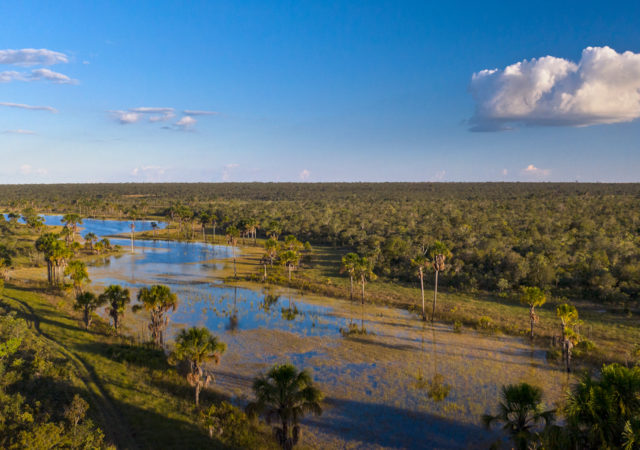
[{"x1": 1, "y1": 0, "x2": 639, "y2": 183}]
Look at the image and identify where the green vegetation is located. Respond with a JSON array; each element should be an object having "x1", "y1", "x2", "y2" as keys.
[
  {"x1": 248, "y1": 363, "x2": 323, "y2": 450},
  {"x1": 486, "y1": 364, "x2": 640, "y2": 449}
]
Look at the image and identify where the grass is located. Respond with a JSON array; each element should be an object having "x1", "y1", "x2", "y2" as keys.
[{"x1": 0, "y1": 281, "x2": 276, "y2": 449}]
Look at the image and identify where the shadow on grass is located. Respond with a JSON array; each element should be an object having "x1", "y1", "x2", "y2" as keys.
[{"x1": 305, "y1": 395, "x2": 495, "y2": 449}]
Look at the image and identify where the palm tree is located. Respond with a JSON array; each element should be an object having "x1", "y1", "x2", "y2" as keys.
[
  {"x1": 64, "y1": 260, "x2": 90, "y2": 296},
  {"x1": 520, "y1": 286, "x2": 546, "y2": 339},
  {"x1": 354, "y1": 256, "x2": 376, "y2": 305},
  {"x1": 73, "y1": 292, "x2": 106, "y2": 329},
  {"x1": 225, "y1": 226, "x2": 240, "y2": 278},
  {"x1": 265, "y1": 238, "x2": 278, "y2": 266},
  {"x1": 340, "y1": 252, "x2": 359, "y2": 300},
  {"x1": 428, "y1": 241, "x2": 451, "y2": 321},
  {"x1": 150, "y1": 221, "x2": 158, "y2": 238},
  {"x1": 0, "y1": 245, "x2": 14, "y2": 281},
  {"x1": 411, "y1": 255, "x2": 429, "y2": 320},
  {"x1": 199, "y1": 212, "x2": 211, "y2": 242},
  {"x1": 279, "y1": 249, "x2": 300, "y2": 281},
  {"x1": 565, "y1": 364, "x2": 640, "y2": 449},
  {"x1": 99, "y1": 285, "x2": 131, "y2": 334},
  {"x1": 247, "y1": 364, "x2": 323, "y2": 449},
  {"x1": 170, "y1": 327, "x2": 226, "y2": 406},
  {"x1": 266, "y1": 220, "x2": 282, "y2": 241},
  {"x1": 556, "y1": 303, "x2": 579, "y2": 372},
  {"x1": 61, "y1": 213, "x2": 83, "y2": 244},
  {"x1": 84, "y1": 232, "x2": 98, "y2": 253},
  {"x1": 134, "y1": 284, "x2": 179, "y2": 347},
  {"x1": 482, "y1": 383, "x2": 555, "y2": 450},
  {"x1": 209, "y1": 212, "x2": 218, "y2": 244}
]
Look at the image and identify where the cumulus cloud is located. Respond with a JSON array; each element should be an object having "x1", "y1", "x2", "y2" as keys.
[
  {"x1": 222, "y1": 163, "x2": 239, "y2": 181},
  {"x1": 0, "y1": 68, "x2": 76, "y2": 84},
  {"x1": 131, "y1": 166, "x2": 166, "y2": 178},
  {"x1": 0, "y1": 48, "x2": 68, "y2": 66},
  {"x1": 4, "y1": 129, "x2": 36, "y2": 135},
  {"x1": 19, "y1": 164, "x2": 48, "y2": 175},
  {"x1": 175, "y1": 116, "x2": 196, "y2": 129},
  {"x1": 299, "y1": 169, "x2": 311, "y2": 181},
  {"x1": 469, "y1": 46, "x2": 640, "y2": 131},
  {"x1": 0, "y1": 102, "x2": 57, "y2": 113},
  {"x1": 521, "y1": 164, "x2": 550, "y2": 178}
]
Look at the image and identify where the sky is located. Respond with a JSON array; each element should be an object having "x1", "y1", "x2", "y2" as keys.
[{"x1": 1, "y1": 0, "x2": 639, "y2": 183}]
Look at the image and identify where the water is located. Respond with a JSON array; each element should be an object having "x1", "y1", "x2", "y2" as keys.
[
  {"x1": 3, "y1": 213, "x2": 164, "y2": 238},
  {"x1": 32, "y1": 214, "x2": 565, "y2": 448}
]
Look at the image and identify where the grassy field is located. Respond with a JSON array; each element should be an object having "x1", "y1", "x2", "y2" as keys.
[
  {"x1": 0, "y1": 281, "x2": 276, "y2": 449},
  {"x1": 134, "y1": 224, "x2": 640, "y2": 369}
]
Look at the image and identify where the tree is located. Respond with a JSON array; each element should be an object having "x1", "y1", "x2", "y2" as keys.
[
  {"x1": 565, "y1": 364, "x2": 640, "y2": 449},
  {"x1": 73, "y1": 292, "x2": 106, "y2": 329},
  {"x1": 279, "y1": 249, "x2": 300, "y2": 281},
  {"x1": 340, "y1": 252, "x2": 359, "y2": 301},
  {"x1": 150, "y1": 221, "x2": 158, "y2": 238},
  {"x1": 61, "y1": 213, "x2": 83, "y2": 244},
  {"x1": 36, "y1": 234, "x2": 72, "y2": 285},
  {"x1": 556, "y1": 303, "x2": 579, "y2": 372},
  {"x1": 411, "y1": 255, "x2": 429, "y2": 320},
  {"x1": 354, "y1": 256, "x2": 376, "y2": 305},
  {"x1": 65, "y1": 260, "x2": 90, "y2": 297},
  {"x1": 520, "y1": 286, "x2": 546, "y2": 339},
  {"x1": 225, "y1": 226, "x2": 240, "y2": 278},
  {"x1": 84, "y1": 232, "x2": 98, "y2": 253},
  {"x1": 170, "y1": 327, "x2": 226, "y2": 406},
  {"x1": 99, "y1": 285, "x2": 130, "y2": 334},
  {"x1": 482, "y1": 383, "x2": 555, "y2": 450},
  {"x1": 428, "y1": 241, "x2": 451, "y2": 321},
  {"x1": 0, "y1": 245, "x2": 14, "y2": 280},
  {"x1": 199, "y1": 212, "x2": 211, "y2": 242},
  {"x1": 134, "y1": 284, "x2": 178, "y2": 348},
  {"x1": 247, "y1": 364, "x2": 323, "y2": 449},
  {"x1": 209, "y1": 212, "x2": 218, "y2": 244},
  {"x1": 264, "y1": 238, "x2": 279, "y2": 266},
  {"x1": 266, "y1": 220, "x2": 282, "y2": 241}
]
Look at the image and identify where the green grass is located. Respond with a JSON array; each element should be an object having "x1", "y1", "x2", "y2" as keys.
[{"x1": 0, "y1": 282, "x2": 276, "y2": 449}]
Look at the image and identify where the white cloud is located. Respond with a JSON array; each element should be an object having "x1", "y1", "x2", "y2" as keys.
[
  {"x1": 0, "y1": 102, "x2": 57, "y2": 113},
  {"x1": 131, "y1": 166, "x2": 167, "y2": 181},
  {"x1": 111, "y1": 107, "x2": 177, "y2": 124},
  {"x1": 0, "y1": 48, "x2": 68, "y2": 66},
  {"x1": 434, "y1": 170, "x2": 446, "y2": 181},
  {"x1": 521, "y1": 164, "x2": 550, "y2": 177},
  {"x1": 175, "y1": 116, "x2": 196, "y2": 128},
  {"x1": 299, "y1": 169, "x2": 311, "y2": 180},
  {"x1": 469, "y1": 46, "x2": 640, "y2": 131},
  {"x1": 0, "y1": 68, "x2": 76, "y2": 84},
  {"x1": 502, "y1": 168, "x2": 508, "y2": 176},
  {"x1": 19, "y1": 164, "x2": 47, "y2": 175},
  {"x1": 111, "y1": 110, "x2": 142, "y2": 124},
  {"x1": 4, "y1": 129, "x2": 36, "y2": 135},
  {"x1": 183, "y1": 110, "x2": 218, "y2": 116},
  {"x1": 222, "y1": 163, "x2": 239, "y2": 181}
]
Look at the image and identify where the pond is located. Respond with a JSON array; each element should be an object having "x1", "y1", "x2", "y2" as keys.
[{"x1": 43, "y1": 215, "x2": 569, "y2": 449}]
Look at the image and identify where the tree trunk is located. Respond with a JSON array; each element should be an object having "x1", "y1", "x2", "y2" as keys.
[
  {"x1": 530, "y1": 306, "x2": 535, "y2": 339},
  {"x1": 232, "y1": 247, "x2": 237, "y2": 278},
  {"x1": 361, "y1": 276, "x2": 365, "y2": 305},
  {"x1": 202, "y1": 225, "x2": 205, "y2": 242},
  {"x1": 432, "y1": 270, "x2": 439, "y2": 321},
  {"x1": 213, "y1": 225, "x2": 216, "y2": 244},
  {"x1": 84, "y1": 308, "x2": 90, "y2": 329},
  {"x1": 195, "y1": 382, "x2": 201, "y2": 406},
  {"x1": 420, "y1": 270, "x2": 426, "y2": 321},
  {"x1": 263, "y1": 263, "x2": 267, "y2": 281},
  {"x1": 288, "y1": 265, "x2": 292, "y2": 280},
  {"x1": 349, "y1": 275, "x2": 353, "y2": 300}
]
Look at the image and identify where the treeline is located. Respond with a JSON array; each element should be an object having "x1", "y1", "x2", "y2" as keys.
[{"x1": 2, "y1": 183, "x2": 640, "y2": 303}]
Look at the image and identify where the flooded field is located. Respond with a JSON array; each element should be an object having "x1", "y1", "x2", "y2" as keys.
[{"x1": 55, "y1": 216, "x2": 568, "y2": 448}]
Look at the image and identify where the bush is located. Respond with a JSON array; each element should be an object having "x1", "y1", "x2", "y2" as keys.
[
  {"x1": 201, "y1": 401, "x2": 261, "y2": 448},
  {"x1": 453, "y1": 320, "x2": 462, "y2": 333},
  {"x1": 340, "y1": 322, "x2": 368, "y2": 337}
]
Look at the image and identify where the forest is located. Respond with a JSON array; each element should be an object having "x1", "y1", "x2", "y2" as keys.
[{"x1": 2, "y1": 182, "x2": 640, "y2": 305}]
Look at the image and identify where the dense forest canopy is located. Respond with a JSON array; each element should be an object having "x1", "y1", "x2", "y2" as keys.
[{"x1": 2, "y1": 182, "x2": 640, "y2": 303}]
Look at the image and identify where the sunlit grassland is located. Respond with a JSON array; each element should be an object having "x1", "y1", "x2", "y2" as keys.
[{"x1": 0, "y1": 283, "x2": 276, "y2": 449}]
